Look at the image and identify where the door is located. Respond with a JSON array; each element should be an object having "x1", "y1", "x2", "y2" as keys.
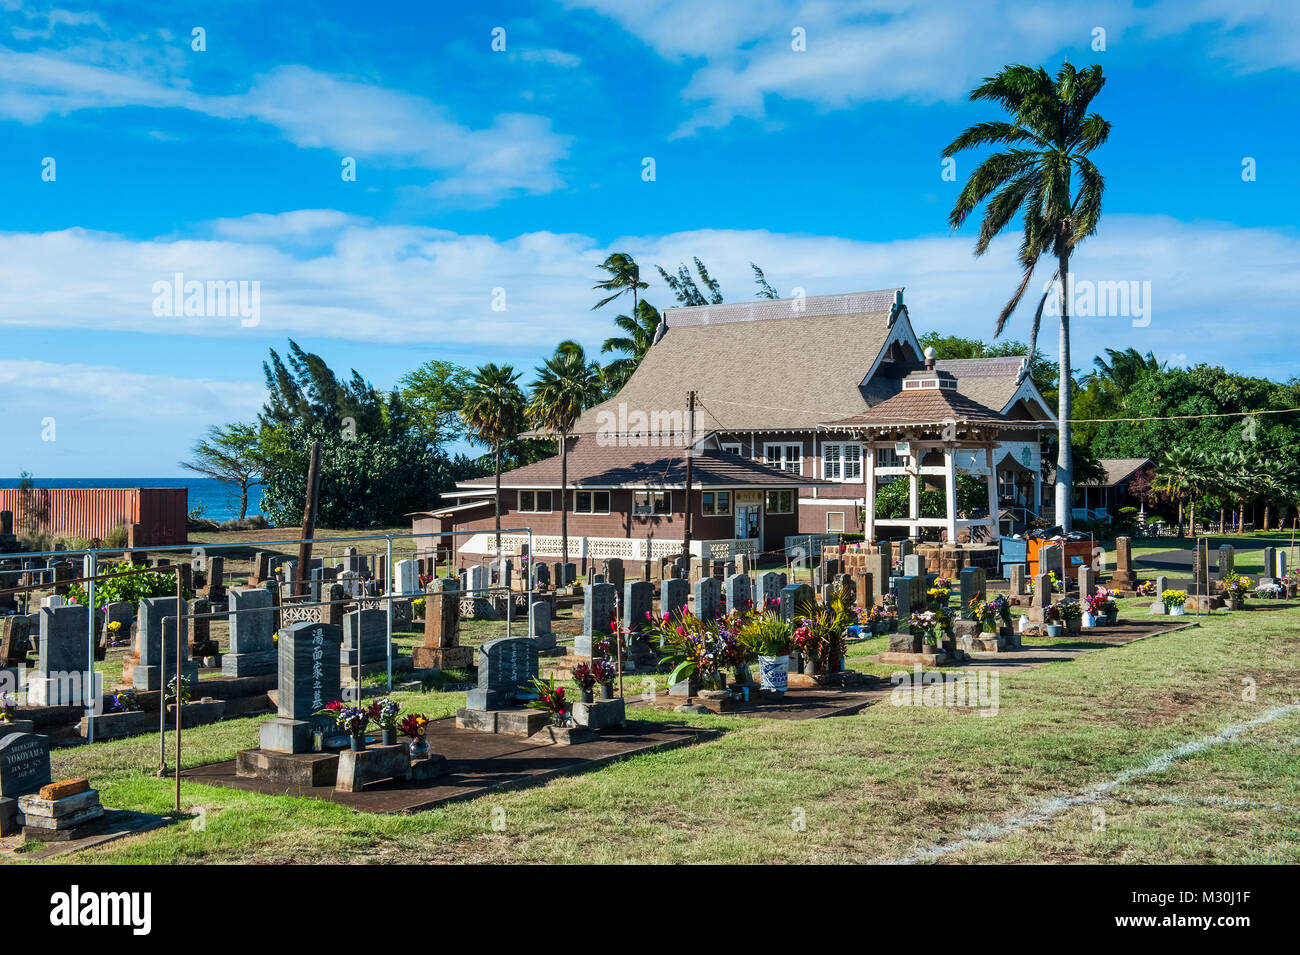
[{"x1": 734, "y1": 491, "x2": 762, "y2": 541}]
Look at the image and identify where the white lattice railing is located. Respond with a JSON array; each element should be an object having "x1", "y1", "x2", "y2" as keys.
[
  {"x1": 460, "y1": 532, "x2": 692, "y2": 560},
  {"x1": 690, "y1": 538, "x2": 759, "y2": 560}
]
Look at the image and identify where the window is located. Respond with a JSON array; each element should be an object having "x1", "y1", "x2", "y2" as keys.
[
  {"x1": 764, "y1": 443, "x2": 803, "y2": 474},
  {"x1": 876, "y1": 447, "x2": 903, "y2": 468},
  {"x1": 720, "y1": 442, "x2": 743, "y2": 456},
  {"x1": 518, "y1": 490, "x2": 552, "y2": 513},
  {"x1": 826, "y1": 511, "x2": 846, "y2": 533},
  {"x1": 573, "y1": 490, "x2": 611, "y2": 514},
  {"x1": 765, "y1": 489, "x2": 794, "y2": 514},
  {"x1": 633, "y1": 490, "x2": 671, "y2": 516},
  {"x1": 823, "y1": 443, "x2": 862, "y2": 481},
  {"x1": 701, "y1": 490, "x2": 732, "y2": 516}
]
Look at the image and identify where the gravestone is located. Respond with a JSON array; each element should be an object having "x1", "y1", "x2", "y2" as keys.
[
  {"x1": 737, "y1": 553, "x2": 752, "y2": 575},
  {"x1": 0, "y1": 733, "x2": 51, "y2": 799},
  {"x1": 602, "y1": 558, "x2": 626, "y2": 592},
  {"x1": 853, "y1": 573, "x2": 872, "y2": 609},
  {"x1": 865, "y1": 553, "x2": 890, "y2": 604},
  {"x1": 1009, "y1": 564, "x2": 1027, "y2": 597},
  {"x1": 1111, "y1": 536, "x2": 1135, "y2": 590},
  {"x1": 529, "y1": 600, "x2": 556, "y2": 651},
  {"x1": 309, "y1": 567, "x2": 325, "y2": 602},
  {"x1": 1192, "y1": 544, "x2": 1210, "y2": 591},
  {"x1": 1150, "y1": 574, "x2": 1170, "y2": 614},
  {"x1": 466, "y1": 637, "x2": 539, "y2": 710},
  {"x1": 394, "y1": 559, "x2": 420, "y2": 596},
  {"x1": 412, "y1": 577, "x2": 471, "y2": 669},
  {"x1": 958, "y1": 567, "x2": 985, "y2": 619},
  {"x1": 694, "y1": 576, "x2": 721, "y2": 620},
  {"x1": 467, "y1": 564, "x2": 488, "y2": 595},
  {"x1": 495, "y1": 557, "x2": 513, "y2": 590},
  {"x1": 1026, "y1": 572, "x2": 1051, "y2": 624},
  {"x1": 779, "y1": 583, "x2": 814, "y2": 627},
  {"x1": 725, "y1": 573, "x2": 752, "y2": 615},
  {"x1": 661, "y1": 577, "x2": 689, "y2": 619},
  {"x1": 1078, "y1": 566, "x2": 1096, "y2": 599},
  {"x1": 576, "y1": 582, "x2": 617, "y2": 656},
  {"x1": 624, "y1": 580, "x2": 654, "y2": 633},
  {"x1": 1277, "y1": 551, "x2": 1288, "y2": 579},
  {"x1": 1, "y1": 616, "x2": 32, "y2": 666},
  {"x1": 342, "y1": 609, "x2": 387, "y2": 667},
  {"x1": 532, "y1": 561, "x2": 550, "y2": 590},
  {"x1": 903, "y1": 554, "x2": 923, "y2": 578},
  {"x1": 1038, "y1": 544, "x2": 1064, "y2": 585},
  {"x1": 564, "y1": 562, "x2": 577, "y2": 585},
  {"x1": 250, "y1": 551, "x2": 271, "y2": 584},
  {"x1": 258, "y1": 621, "x2": 343, "y2": 754},
  {"x1": 222, "y1": 587, "x2": 277, "y2": 677},
  {"x1": 204, "y1": 556, "x2": 226, "y2": 602},
  {"x1": 1218, "y1": 545, "x2": 1235, "y2": 578},
  {"x1": 189, "y1": 597, "x2": 217, "y2": 658},
  {"x1": 895, "y1": 575, "x2": 924, "y2": 621},
  {"x1": 29, "y1": 605, "x2": 98, "y2": 706},
  {"x1": 755, "y1": 571, "x2": 782, "y2": 610},
  {"x1": 98, "y1": 601, "x2": 131, "y2": 643},
  {"x1": 1261, "y1": 547, "x2": 1277, "y2": 584}
]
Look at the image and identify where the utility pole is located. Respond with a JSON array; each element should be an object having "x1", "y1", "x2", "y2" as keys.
[
  {"x1": 682, "y1": 390, "x2": 696, "y2": 570},
  {"x1": 295, "y1": 440, "x2": 322, "y2": 597}
]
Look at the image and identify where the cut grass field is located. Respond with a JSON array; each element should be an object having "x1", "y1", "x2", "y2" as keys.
[{"x1": 23, "y1": 595, "x2": 1300, "y2": 865}]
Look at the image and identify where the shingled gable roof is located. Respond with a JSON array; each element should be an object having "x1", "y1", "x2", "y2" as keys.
[
  {"x1": 821, "y1": 385, "x2": 1041, "y2": 433},
  {"x1": 935, "y1": 356, "x2": 1035, "y2": 413},
  {"x1": 456, "y1": 439, "x2": 831, "y2": 490},
  {"x1": 570, "y1": 288, "x2": 909, "y2": 434}
]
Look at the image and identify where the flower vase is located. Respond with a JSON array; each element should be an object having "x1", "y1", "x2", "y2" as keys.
[
  {"x1": 408, "y1": 736, "x2": 430, "y2": 760},
  {"x1": 758, "y1": 655, "x2": 789, "y2": 692},
  {"x1": 381, "y1": 727, "x2": 397, "y2": 746},
  {"x1": 350, "y1": 734, "x2": 366, "y2": 752},
  {"x1": 581, "y1": 688, "x2": 594, "y2": 704},
  {"x1": 1045, "y1": 624, "x2": 1064, "y2": 637},
  {"x1": 549, "y1": 711, "x2": 568, "y2": 727}
]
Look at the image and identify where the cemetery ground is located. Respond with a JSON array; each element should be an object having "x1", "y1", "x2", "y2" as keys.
[{"x1": 18, "y1": 588, "x2": 1298, "y2": 865}]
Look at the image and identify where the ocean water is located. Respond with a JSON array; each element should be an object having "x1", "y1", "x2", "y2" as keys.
[{"x1": 0, "y1": 478, "x2": 264, "y2": 524}]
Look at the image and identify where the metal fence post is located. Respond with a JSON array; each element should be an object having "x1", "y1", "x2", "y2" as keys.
[
  {"x1": 85, "y1": 550, "x2": 96, "y2": 744},
  {"x1": 385, "y1": 535, "x2": 393, "y2": 693}
]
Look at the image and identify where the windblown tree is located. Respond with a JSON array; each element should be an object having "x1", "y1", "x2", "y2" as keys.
[
  {"x1": 526, "y1": 342, "x2": 604, "y2": 567},
  {"x1": 461, "y1": 364, "x2": 526, "y2": 556},
  {"x1": 180, "y1": 423, "x2": 264, "y2": 520},
  {"x1": 592, "y1": 252, "x2": 648, "y2": 313},
  {"x1": 600, "y1": 299, "x2": 663, "y2": 392},
  {"x1": 944, "y1": 62, "x2": 1112, "y2": 533},
  {"x1": 657, "y1": 258, "x2": 724, "y2": 306}
]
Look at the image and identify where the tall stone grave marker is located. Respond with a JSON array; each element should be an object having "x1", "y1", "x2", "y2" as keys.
[
  {"x1": 661, "y1": 577, "x2": 688, "y2": 620},
  {"x1": 624, "y1": 580, "x2": 654, "y2": 633},
  {"x1": 724, "y1": 573, "x2": 752, "y2": 615},
  {"x1": 779, "y1": 583, "x2": 814, "y2": 627},
  {"x1": 413, "y1": 577, "x2": 471, "y2": 669},
  {"x1": 29, "y1": 605, "x2": 99, "y2": 705},
  {"x1": 466, "y1": 637, "x2": 539, "y2": 710},
  {"x1": 958, "y1": 566, "x2": 985, "y2": 619},
  {"x1": 576, "y1": 581, "x2": 617, "y2": 657},
  {"x1": 755, "y1": 570, "x2": 781, "y2": 609},
  {"x1": 342, "y1": 608, "x2": 387, "y2": 668},
  {"x1": 258, "y1": 621, "x2": 342, "y2": 754},
  {"x1": 223, "y1": 587, "x2": 277, "y2": 676},
  {"x1": 694, "y1": 576, "x2": 721, "y2": 620}
]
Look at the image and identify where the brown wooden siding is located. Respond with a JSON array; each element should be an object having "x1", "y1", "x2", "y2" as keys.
[{"x1": 0, "y1": 487, "x2": 187, "y2": 546}]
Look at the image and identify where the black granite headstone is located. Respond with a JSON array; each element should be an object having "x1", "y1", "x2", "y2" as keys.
[
  {"x1": 466, "y1": 636, "x2": 538, "y2": 710},
  {"x1": 0, "y1": 732, "x2": 51, "y2": 797}
]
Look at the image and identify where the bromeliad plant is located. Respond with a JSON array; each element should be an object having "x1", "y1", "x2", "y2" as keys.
[
  {"x1": 524, "y1": 674, "x2": 568, "y2": 720},
  {"x1": 793, "y1": 589, "x2": 853, "y2": 675},
  {"x1": 654, "y1": 607, "x2": 738, "y2": 690},
  {"x1": 399, "y1": 713, "x2": 428, "y2": 740},
  {"x1": 737, "y1": 612, "x2": 795, "y2": 656}
]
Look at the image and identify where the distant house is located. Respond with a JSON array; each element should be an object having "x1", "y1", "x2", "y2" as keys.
[
  {"x1": 437, "y1": 288, "x2": 1055, "y2": 562},
  {"x1": 1072, "y1": 457, "x2": 1154, "y2": 521}
]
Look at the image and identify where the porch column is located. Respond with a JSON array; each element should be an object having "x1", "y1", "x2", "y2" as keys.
[
  {"x1": 985, "y1": 442, "x2": 999, "y2": 538},
  {"x1": 864, "y1": 439, "x2": 876, "y2": 542},
  {"x1": 907, "y1": 440, "x2": 920, "y2": 539},
  {"x1": 943, "y1": 445, "x2": 957, "y2": 544}
]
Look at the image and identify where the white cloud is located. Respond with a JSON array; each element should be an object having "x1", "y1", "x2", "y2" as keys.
[
  {"x1": 563, "y1": 0, "x2": 1300, "y2": 135},
  {"x1": 0, "y1": 51, "x2": 570, "y2": 202},
  {"x1": 1, "y1": 212, "x2": 1297, "y2": 378}
]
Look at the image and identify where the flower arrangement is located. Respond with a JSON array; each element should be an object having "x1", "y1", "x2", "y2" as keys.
[
  {"x1": 1136, "y1": 580, "x2": 1157, "y2": 597},
  {"x1": 1162, "y1": 589, "x2": 1188, "y2": 608},
  {"x1": 0, "y1": 691, "x2": 14, "y2": 723},
  {"x1": 411, "y1": 597, "x2": 426, "y2": 618},
  {"x1": 1043, "y1": 603, "x2": 1062, "y2": 624},
  {"x1": 399, "y1": 713, "x2": 428, "y2": 741},
  {"x1": 592, "y1": 657, "x2": 618, "y2": 687},
  {"x1": 653, "y1": 608, "x2": 740, "y2": 689},
  {"x1": 791, "y1": 591, "x2": 852, "y2": 674},
  {"x1": 1254, "y1": 581, "x2": 1283, "y2": 598},
  {"x1": 969, "y1": 595, "x2": 1011, "y2": 631},
  {"x1": 1219, "y1": 572, "x2": 1252, "y2": 602},
  {"x1": 524, "y1": 674, "x2": 568, "y2": 721},
  {"x1": 926, "y1": 585, "x2": 951, "y2": 608},
  {"x1": 908, "y1": 610, "x2": 938, "y2": 635},
  {"x1": 373, "y1": 697, "x2": 401, "y2": 730},
  {"x1": 105, "y1": 619, "x2": 127, "y2": 646},
  {"x1": 1085, "y1": 586, "x2": 1118, "y2": 617},
  {"x1": 106, "y1": 688, "x2": 141, "y2": 713},
  {"x1": 856, "y1": 604, "x2": 881, "y2": 628},
  {"x1": 317, "y1": 700, "x2": 379, "y2": 737},
  {"x1": 165, "y1": 674, "x2": 193, "y2": 705},
  {"x1": 572, "y1": 661, "x2": 596, "y2": 693},
  {"x1": 1055, "y1": 600, "x2": 1082, "y2": 622},
  {"x1": 738, "y1": 612, "x2": 795, "y2": 656}
]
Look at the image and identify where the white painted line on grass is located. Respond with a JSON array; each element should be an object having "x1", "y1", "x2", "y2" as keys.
[{"x1": 885, "y1": 701, "x2": 1300, "y2": 865}]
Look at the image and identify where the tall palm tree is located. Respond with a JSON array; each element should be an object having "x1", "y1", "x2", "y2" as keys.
[
  {"x1": 601, "y1": 299, "x2": 663, "y2": 391},
  {"x1": 461, "y1": 364, "x2": 526, "y2": 556},
  {"x1": 526, "y1": 344, "x2": 604, "y2": 568},
  {"x1": 944, "y1": 62, "x2": 1111, "y2": 533},
  {"x1": 593, "y1": 253, "x2": 648, "y2": 313},
  {"x1": 1157, "y1": 447, "x2": 1206, "y2": 534}
]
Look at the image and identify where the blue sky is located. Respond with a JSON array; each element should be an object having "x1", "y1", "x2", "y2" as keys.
[{"x1": 2, "y1": 0, "x2": 1298, "y2": 476}]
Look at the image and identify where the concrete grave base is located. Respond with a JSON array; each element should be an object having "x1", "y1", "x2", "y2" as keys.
[
  {"x1": 455, "y1": 707, "x2": 550, "y2": 737},
  {"x1": 572, "y1": 698, "x2": 626, "y2": 731},
  {"x1": 259, "y1": 716, "x2": 313, "y2": 754},
  {"x1": 235, "y1": 748, "x2": 339, "y2": 787},
  {"x1": 877, "y1": 650, "x2": 951, "y2": 666},
  {"x1": 335, "y1": 744, "x2": 411, "y2": 792},
  {"x1": 527, "y1": 724, "x2": 597, "y2": 746},
  {"x1": 221, "y1": 650, "x2": 277, "y2": 677}
]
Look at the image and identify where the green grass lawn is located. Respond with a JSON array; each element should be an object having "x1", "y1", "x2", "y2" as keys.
[{"x1": 20, "y1": 595, "x2": 1298, "y2": 865}]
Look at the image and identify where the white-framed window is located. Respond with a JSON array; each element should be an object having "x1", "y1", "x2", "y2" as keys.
[
  {"x1": 822, "y1": 443, "x2": 862, "y2": 481},
  {"x1": 764, "y1": 442, "x2": 803, "y2": 474},
  {"x1": 720, "y1": 442, "x2": 743, "y2": 457},
  {"x1": 633, "y1": 490, "x2": 671, "y2": 516},
  {"x1": 826, "y1": 511, "x2": 846, "y2": 533},
  {"x1": 701, "y1": 490, "x2": 732, "y2": 516},
  {"x1": 876, "y1": 447, "x2": 904, "y2": 468},
  {"x1": 765, "y1": 489, "x2": 794, "y2": 514},
  {"x1": 518, "y1": 490, "x2": 553, "y2": 513},
  {"x1": 572, "y1": 490, "x2": 611, "y2": 514}
]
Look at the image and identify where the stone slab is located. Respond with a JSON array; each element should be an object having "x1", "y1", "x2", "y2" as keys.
[
  {"x1": 335, "y1": 744, "x2": 411, "y2": 793},
  {"x1": 572, "y1": 697, "x2": 626, "y2": 731},
  {"x1": 234, "y1": 748, "x2": 339, "y2": 787}
]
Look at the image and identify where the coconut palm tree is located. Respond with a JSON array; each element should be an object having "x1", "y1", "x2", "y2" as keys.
[
  {"x1": 943, "y1": 62, "x2": 1111, "y2": 533},
  {"x1": 601, "y1": 299, "x2": 663, "y2": 391},
  {"x1": 1156, "y1": 447, "x2": 1206, "y2": 534},
  {"x1": 526, "y1": 343, "x2": 604, "y2": 568},
  {"x1": 593, "y1": 253, "x2": 648, "y2": 313},
  {"x1": 461, "y1": 364, "x2": 526, "y2": 556}
]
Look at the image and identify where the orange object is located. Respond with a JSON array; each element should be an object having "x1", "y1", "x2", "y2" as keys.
[{"x1": 38, "y1": 778, "x2": 90, "y2": 801}]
